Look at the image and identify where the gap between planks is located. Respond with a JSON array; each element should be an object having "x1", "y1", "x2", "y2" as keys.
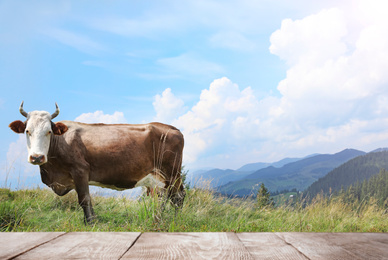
[
  {"x1": 9, "y1": 232, "x2": 68, "y2": 259},
  {"x1": 118, "y1": 232, "x2": 142, "y2": 260}
]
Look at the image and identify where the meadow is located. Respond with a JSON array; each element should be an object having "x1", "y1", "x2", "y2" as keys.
[{"x1": 1, "y1": 185, "x2": 387, "y2": 232}]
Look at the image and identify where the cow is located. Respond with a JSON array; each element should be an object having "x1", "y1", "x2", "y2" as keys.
[{"x1": 9, "y1": 102, "x2": 185, "y2": 224}]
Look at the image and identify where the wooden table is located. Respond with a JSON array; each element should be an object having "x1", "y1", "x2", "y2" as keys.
[{"x1": 1, "y1": 232, "x2": 387, "y2": 259}]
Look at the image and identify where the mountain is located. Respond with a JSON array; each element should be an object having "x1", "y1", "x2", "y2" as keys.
[
  {"x1": 305, "y1": 150, "x2": 388, "y2": 198},
  {"x1": 370, "y1": 147, "x2": 388, "y2": 153},
  {"x1": 236, "y1": 162, "x2": 271, "y2": 172},
  {"x1": 190, "y1": 168, "x2": 254, "y2": 188},
  {"x1": 217, "y1": 149, "x2": 365, "y2": 197},
  {"x1": 191, "y1": 157, "x2": 307, "y2": 188},
  {"x1": 237, "y1": 157, "x2": 301, "y2": 172}
]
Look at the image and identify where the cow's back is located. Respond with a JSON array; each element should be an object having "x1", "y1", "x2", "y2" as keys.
[{"x1": 52, "y1": 121, "x2": 183, "y2": 190}]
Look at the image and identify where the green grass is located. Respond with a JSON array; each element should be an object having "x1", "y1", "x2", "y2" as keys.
[{"x1": 0, "y1": 187, "x2": 387, "y2": 232}]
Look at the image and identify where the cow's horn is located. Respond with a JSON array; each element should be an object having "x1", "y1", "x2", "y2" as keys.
[
  {"x1": 51, "y1": 103, "x2": 60, "y2": 119},
  {"x1": 19, "y1": 101, "x2": 28, "y2": 118}
]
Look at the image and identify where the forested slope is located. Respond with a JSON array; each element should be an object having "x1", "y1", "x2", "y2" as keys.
[{"x1": 305, "y1": 151, "x2": 388, "y2": 198}]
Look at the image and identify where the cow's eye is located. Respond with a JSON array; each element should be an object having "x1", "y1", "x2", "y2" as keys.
[
  {"x1": 48, "y1": 131, "x2": 52, "y2": 135},
  {"x1": 26, "y1": 130, "x2": 30, "y2": 135}
]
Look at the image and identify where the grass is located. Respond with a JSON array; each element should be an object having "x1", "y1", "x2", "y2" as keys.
[{"x1": 0, "y1": 186, "x2": 387, "y2": 232}]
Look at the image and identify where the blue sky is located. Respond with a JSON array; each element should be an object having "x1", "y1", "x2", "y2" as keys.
[{"x1": 2, "y1": 0, "x2": 388, "y2": 189}]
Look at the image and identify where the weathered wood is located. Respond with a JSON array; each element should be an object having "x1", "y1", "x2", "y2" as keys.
[
  {"x1": 0, "y1": 232, "x2": 65, "y2": 259},
  {"x1": 237, "y1": 232, "x2": 308, "y2": 259},
  {"x1": 14, "y1": 232, "x2": 141, "y2": 260},
  {"x1": 2, "y1": 232, "x2": 387, "y2": 259},
  {"x1": 277, "y1": 232, "x2": 388, "y2": 260},
  {"x1": 122, "y1": 232, "x2": 253, "y2": 259}
]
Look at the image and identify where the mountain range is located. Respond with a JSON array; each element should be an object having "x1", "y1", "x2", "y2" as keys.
[
  {"x1": 190, "y1": 148, "x2": 387, "y2": 197},
  {"x1": 190, "y1": 157, "x2": 305, "y2": 188}
]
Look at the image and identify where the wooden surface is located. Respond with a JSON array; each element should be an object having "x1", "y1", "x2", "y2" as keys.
[{"x1": 0, "y1": 232, "x2": 387, "y2": 259}]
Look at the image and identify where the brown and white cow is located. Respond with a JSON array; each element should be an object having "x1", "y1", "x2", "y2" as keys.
[{"x1": 9, "y1": 102, "x2": 185, "y2": 223}]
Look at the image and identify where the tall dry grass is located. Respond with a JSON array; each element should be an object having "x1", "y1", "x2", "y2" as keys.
[{"x1": 0, "y1": 184, "x2": 387, "y2": 232}]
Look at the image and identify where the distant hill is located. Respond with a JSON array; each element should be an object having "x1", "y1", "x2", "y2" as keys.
[
  {"x1": 191, "y1": 156, "x2": 306, "y2": 188},
  {"x1": 235, "y1": 162, "x2": 271, "y2": 172},
  {"x1": 370, "y1": 147, "x2": 388, "y2": 153},
  {"x1": 217, "y1": 149, "x2": 365, "y2": 197},
  {"x1": 190, "y1": 168, "x2": 253, "y2": 188},
  {"x1": 237, "y1": 157, "x2": 301, "y2": 172},
  {"x1": 305, "y1": 150, "x2": 388, "y2": 198}
]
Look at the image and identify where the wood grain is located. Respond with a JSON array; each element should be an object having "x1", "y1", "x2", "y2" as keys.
[
  {"x1": 0, "y1": 232, "x2": 65, "y2": 259},
  {"x1": 122, "y1": 232, "x2": 253, "y2": 259},
  {"x1": 277, "y1": 232, "x2": 388, "y2": 260},
  {"x1": 237, "y1": 232, "x2": 308, "y2": 259},
  {"x1": 14, "y1": 232, "x2": 141, "y2": 260},
  {"x1": 2, "y1": 232, "x2": 387, "y2": 259}
]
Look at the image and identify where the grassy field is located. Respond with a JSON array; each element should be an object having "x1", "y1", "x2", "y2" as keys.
[{"x1": 1, "y1": 186, "x2": 387, "y2": 232}]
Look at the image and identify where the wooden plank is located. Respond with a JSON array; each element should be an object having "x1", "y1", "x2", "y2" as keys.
[
  {"x1": 2, "y1": 232, "x2": 387, "y2": 259},
  {"x1": 277, "y1": 232, "x2": 388, "y2": 260},
  {"x1": 277, "y1": 233, "x2": 357, "y2": 259},
  {"x1": 0, "y1": 232, "x2": 65, "y2": 259},
  {"x1": 15, "y1": 232, "x2": 141, "y2": 260},
  {"x1": 237, "y1": 233, "x2": 308, "y2": 260},
  {"x1": 122, "y1": 232, "x2": 253, "y2": 259},
  {"x1": 338, "y1": 233, "x2": 388, "y2": 259}
]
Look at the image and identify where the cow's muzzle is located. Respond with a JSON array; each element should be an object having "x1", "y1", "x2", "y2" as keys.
[{"x1": 29, "y1": 155, "x2": 46, "y2": 165}]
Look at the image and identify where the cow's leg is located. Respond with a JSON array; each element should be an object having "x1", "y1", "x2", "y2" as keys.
[
  {"x1": 164, "y1": 164, "x2": 186, "y2": 211},
  {"x1": 73, "y1": 173, "x2": 95, "y2": 224},
  {"x1": 169, "y1": 181, "x2": 186, "y2": 210},
  {"x1": 78, "y1": 189, "x2": 95, "y2": 224}
]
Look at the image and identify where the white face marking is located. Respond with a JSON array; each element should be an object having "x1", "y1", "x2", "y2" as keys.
[{"x1": 25, "y1": 111, "x2": 53, "y2": 165}]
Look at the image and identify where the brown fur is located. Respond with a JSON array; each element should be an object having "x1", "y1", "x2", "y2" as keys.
[
  {"x1": 39, "y1": 120, "x2": 185, "y2": 223},
  {"x1": 9, "y1": 120, "x2": 26, "y2": 134},
  {"x1": 51, "y1": 122, "x2": 69, "y2": 135}
]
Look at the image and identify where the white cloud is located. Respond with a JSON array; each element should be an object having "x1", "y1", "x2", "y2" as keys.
[
  {"x1": 153, "y1": 88, "x2": 185, "y2": 124},
  {"x1": 156, "y1": 78, "x2": 264, "y2": 166},
  {"x1": 290, "y1": 118, "x2": 388, "y2": 154},
  {"x1": 269, "y1": 4, "x2": 388, "y2": 127},
  {"x1": 5, "y1": 135, "x2": 37, "y2": 178},
  {"x1": 156, "y1": 40, "x2": 388, "y2": 167},
  {"x1": 265, "y1": 2, "x2": 388, "y2": 155},
  {"x1": 147, "y1": 1, "x2": 388, "y2": 169},
  {"x1": 270, "y1": 8, "x2": 348, "y2": 66},
  {"x1": 6, "y1": 0, "x2": 388, "y2": 175},
  {"x1": 2, "y1": 134, "x2": 44, "y2": 189},
  {"x1": 75, "y1": 111, "x2": 127, "y2": 124}
]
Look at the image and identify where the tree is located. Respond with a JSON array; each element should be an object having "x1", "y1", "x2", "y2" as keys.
[
  {"x1": 180, "y1": 165, "x2": 190, "y2": 191},
  {"x1": 256, "y1": 183, "x2": 274, "y2": 208}
]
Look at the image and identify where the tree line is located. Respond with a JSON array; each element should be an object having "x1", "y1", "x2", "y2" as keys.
[
  {"x1": 305, "y1": 151, "x2": 388, "y2": 199},
  {"x1": 257, "y1": 168, "x2": 388, "y2": 209},
  {"x1": 338, "y1": 168, "x2": 388, "y2": 208}
]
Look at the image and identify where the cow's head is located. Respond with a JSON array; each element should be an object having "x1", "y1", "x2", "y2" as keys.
[{"x1": 9, "y1": 102, "x2": 68, "y2": 165}]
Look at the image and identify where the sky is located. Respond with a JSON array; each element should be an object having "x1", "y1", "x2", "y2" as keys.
[{"x1": 2, "y1": 0, "x2": 388, "y2": 189}]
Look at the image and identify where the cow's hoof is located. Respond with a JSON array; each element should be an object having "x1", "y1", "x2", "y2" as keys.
[{"x1": 84, "y1": 215, "x2": 97, "y2": 225}]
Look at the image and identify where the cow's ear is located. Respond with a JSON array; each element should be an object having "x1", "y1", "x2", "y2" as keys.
[
  {"x1": 52, "y1": 122, "x2": 68, "y2": 135},
  {"x1": 9, "y1": 120, "x2": 26, "y2": 134}
]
